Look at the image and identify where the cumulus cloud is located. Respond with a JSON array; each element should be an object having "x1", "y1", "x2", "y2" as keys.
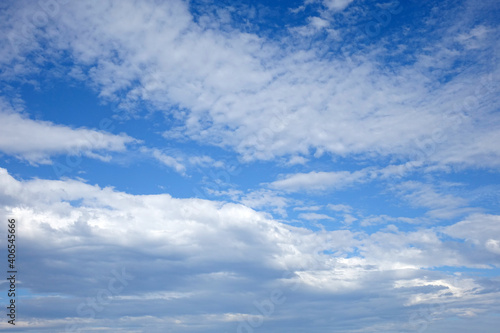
[{"x1": 1, "y1": 168, "x2": 499, "y2": 331}]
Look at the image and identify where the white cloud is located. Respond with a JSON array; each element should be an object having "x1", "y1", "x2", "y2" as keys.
[
  {"x1": 2, "y1": 0, "x2": 497, "y2": 170},
  {"x1": 293, "y1": 205, "x2": 323, "y2": 211},
  {"x1": 444, "y1": 214, "x2": 500, "y2": 255},
  {"x1": 392, "y1": 181, "x2": 477, "y2": 219},
  {"x1": 139, "y1": 147, "x2": 232, "y2": 176},
  {"x1": 269, "y1": 169, "x2": 367, "y2": 192},
  {"x1": 205, "y1": 187, "x2": 295, "y2": 220},
  {"x1": 188, "y1": 155, "x2": 221, "y2": 168},
  {"x1": 268, "y1": 162, "x2": 418, "y2": 192},
  {"x1": 428, "y1": 121, "x2": 500, "y2": 169},
  {"x1": 1, "y1": 167, "x2": 499, "y2": 331},
  {"x1": 342, "y1": 213, "x2": 357, "y2": 224},
  {"x1": 456, "y1": 25, "x2": 491, "y2": 50},
  {"x1": 359, "y1": 214, "x2": 421, "y2": 227},
  {"x1": 140, "y1": 147, "x2": 186, "y2": 174},
  {"x1": 309, "y1": 16, "x2": 330, "y2": 29},
  {"x1": 298, "y1": 212, "x2": 335, "y2": 221},
  {"x1": 322, "y1": 0, "x2": 355, "y2": 11},
  {"x1": 0, "y1": 102, "x2": 136, "y2": 164},
  {"x1": 0, "y1": 1, "x2": 499, "y2": 331},
  {"x1": 289, "y1": 16, "x2": 333, "y2": 36},
  {"x1": 233, "y1": 189, "x2": 290, "y2": 218},
  {"x1": 286, "y1": 155, "x2": 308, "y2": 166},
  {"x1": 327, "y1": 204, "x2": 352, "y2": 212}
]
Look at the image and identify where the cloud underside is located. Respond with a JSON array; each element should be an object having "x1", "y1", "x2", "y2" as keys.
[{"x1": 1, "y1": 167, "x2": 499, "y2": 331}]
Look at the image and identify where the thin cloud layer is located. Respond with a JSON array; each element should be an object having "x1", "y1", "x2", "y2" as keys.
[{"x1": 0, "y1": 101, "x2": 136, "y2": 164}]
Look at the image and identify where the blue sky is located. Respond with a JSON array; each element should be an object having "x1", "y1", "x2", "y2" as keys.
[{"x1": 0, "y1": 0, "x2": 499, "y2": 331}]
